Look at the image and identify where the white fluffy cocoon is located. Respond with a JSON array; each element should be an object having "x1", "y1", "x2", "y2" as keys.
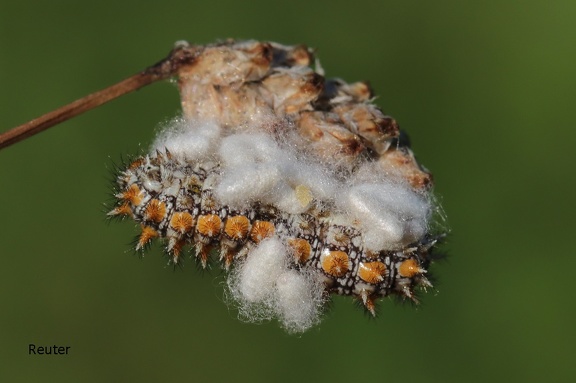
[
  {"x1": 274, "y1": 269, "x2": 325, "y2": 333},
  {"x1": 235, "y1": 237, "x2": 287, "y2": 304},
  {"x1": 215, "y1": 132, "x2": 340, "y2": 214},
  {"x1": 343, "y1": 182, "x2": 431, "y2": 251},
  {"x1": 227, "y1": 237, "x2": 325, "y2": 333}
]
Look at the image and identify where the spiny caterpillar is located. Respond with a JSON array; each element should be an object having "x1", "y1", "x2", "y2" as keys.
[{"x1": 107, "y1": 40, "x2": 444, "y2": 333}]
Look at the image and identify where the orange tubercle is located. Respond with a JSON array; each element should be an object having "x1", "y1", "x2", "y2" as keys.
[
  {"x1": 121, "y1": 184, "x2": 144, "y2": 206},
  {"x1": 196, "y1": 214, "x2": 222, "y2": 238},
  {"x1": 137, "y1": 226, "x2": 158, "y2": 251},
  {"x1": 321, "y1": 250, "x2": 350, "y2": 278},
  {"x1": 195, "y1": 242, "x2": 213, "y2": 268},
  {"x1": 359, "y1": 291, "x2": 377, "y2": 316},
  {"x1": 288, "y1": 238, "x2": 312, "y2": 263},
  {"x1": 249, "y1": 220, "x2": 275, "y2": 243},
  {"x1": 358, "y1": 262, "x2": 387, "y2": 284},
  {"x1": 398, "y1": 258, "x2": 425, "y2": 278},
  {"x1": 170, "y1": 239, "x2": 185, "y2": 263},
  {"x1": 109, "y1": 202, "x2": 132, "y2": 216},
  {"x1": 224, "y1": 215, "x2": 250, "y2": 240},
  {"x1": 128, "y1": 158, "x2": 144, "y2": 169},
  {"x1": 144, "y1": 199, "x2": 167, "y2": 223},
  {"x1": 170, "y1": 212, "x2": 194, "y2": 234}
]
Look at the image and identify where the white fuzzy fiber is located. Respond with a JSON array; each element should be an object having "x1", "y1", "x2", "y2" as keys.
[
  {"x1": 345, "y1": 182, "x2": 430, "y2": 251},
  {"x1": 215, "y1": 132, "x2": 339, "y2": 214},
  {"x1": 152, "y1": 118, "x2": 221, "y2": 160},
  {"x1": 227, "y1": 237, "x2": 324, "y2": 333},
  {"x1": 275, "y1": 269, "x2": 324, "y2": 333},
  {"x1": 236, "y1": 237, "x2": 287, "y2": 304}
]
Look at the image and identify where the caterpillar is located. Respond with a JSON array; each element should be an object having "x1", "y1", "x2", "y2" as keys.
[
  {"x1": 108, "y1": 140, "x2": 440, "y2": 332},
  {"x1": 107, "y1": 40, "x2": 444, "y2": 333}
]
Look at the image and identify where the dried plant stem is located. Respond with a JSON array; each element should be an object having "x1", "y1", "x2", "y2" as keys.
[
  {"x1": 0, "y1": 73, "x2": 158, "y2": 150},
  {"x1": 0, "y1": 44, "x2": 198, "y2": 151}
]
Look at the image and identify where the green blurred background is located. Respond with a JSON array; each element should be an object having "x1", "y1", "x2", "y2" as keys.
[{"x1": 1, "y1": 1, "x2": 575, "y2": 382}]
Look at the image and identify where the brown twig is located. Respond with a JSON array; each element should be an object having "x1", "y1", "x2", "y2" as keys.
[{"x1": 0, "y1": 43, "x2": 199, "y2": 151}]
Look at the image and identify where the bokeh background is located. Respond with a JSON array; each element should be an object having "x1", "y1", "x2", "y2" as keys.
[{"x1": 1, "y1": 1, "x2": 575, "y2": 382}]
